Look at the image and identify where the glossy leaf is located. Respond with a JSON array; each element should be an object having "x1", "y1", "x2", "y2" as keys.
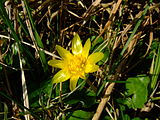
[
  {"x1": 68, "y1": 110, "x2": 93, "y2": 120},
  {"x1": 126, "y1": 75, "x2": 150, "y2": 108}
]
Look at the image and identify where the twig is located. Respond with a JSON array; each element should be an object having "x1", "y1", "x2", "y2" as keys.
[
  {"x1": 21, "y1": 41, "x2": 61, "y2": 59},
  {"x1": 92, "y1": 58, "x2": 127, "y2": 120},
  {"x1": 105, "y1": 103, "x2": 114, "y2": 120},
  {"x1": 92, "y1": 82, "x2": 115, "y2": 120},
  {"x1": 18, "y1": 44, "x2": 30, "y2": 120},
  {"x1": 0, "y1": 61, "x2": 18, "y2": 71},
  {"x1": 0, "y1": 34, "x2": 60, "y2": 59},
  {"x1": 92, "y1": 1, "x2": 123, "y2": 119},
  {"x1": 32, "y1": 0, "x2": 58, "y2": 15},
  {"x1": 142, "y1": 11, "x2": 153, "y2": 57},
  {"x1": 82, "y1": 0, "x2": 102, "y2": 19},
  {"x1": 21, "y1": 0, "x2": 39, "y2": 57},
  {"x1": 93, "y1": 0, "x2": 122, "y2": 45}
]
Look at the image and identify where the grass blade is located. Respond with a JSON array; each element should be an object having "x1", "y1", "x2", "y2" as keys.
[
  {"x1": 22, "y1": 0, "x2": 48, "y2": 72},
  {"x1": 0, "y1": 92, "x2": 43, "y2": 120},
  {"x1": 150, "y1": 43, "x2": 160, "y2": 91},
  {"x1": 0, "y1": 1, "x2": 21, "y2": 43},
  {"x1": 120, "y1": 1, "x2": 151, "y2": 56}
]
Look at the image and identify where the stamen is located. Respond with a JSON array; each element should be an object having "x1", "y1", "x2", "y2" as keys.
[{"x1": 68, "y1": 55, "x2": 86, "y2": 76}]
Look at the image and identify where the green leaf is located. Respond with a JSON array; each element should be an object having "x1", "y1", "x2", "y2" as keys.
[
  {"x1": 64, "y1": 89, "x2": 96, "y2": 108},
  {"x1": 132, "y1": 117, "x2": 142, "y2": 120},
  {"x1": 91, "y1": 36, "x2": 104, "y2": 52},
  {"x1": 117, "y1": 97, "x2": 135, "y2": 109},
  {"x1": 68, "y1": 110, "x2": 93, "y2": 120},
  {"x1": 4, "y1": 54, "x2": 13, "y2": 65},
  {"x1": 11, "y1": 42, "x2": 19, "y2": 55},
  {"x1": 91, "y1": 36, "x2": 103, "y2": 47},
  {"x1": 126, "y1": 75, "x2": 150, "y2": 109},
  {"x1": 29, "y1": 78, "x2": 53, "y2": 107}
]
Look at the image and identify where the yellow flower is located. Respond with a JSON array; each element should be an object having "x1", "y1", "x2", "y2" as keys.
[{"x1": 48, "y1": 33, "x2": 104, "y2": 91}]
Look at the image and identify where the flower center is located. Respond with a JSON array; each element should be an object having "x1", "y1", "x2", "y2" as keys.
[{"x1": 68, "y1": 55, "x2": 86, "y2": 75}]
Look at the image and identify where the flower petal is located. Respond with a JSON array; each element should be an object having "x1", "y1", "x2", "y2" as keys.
[
  {"x1": 48, "y1": 59, "x2": 64, "y2": 68},
  {"x1": 88, "y1": 52, "x2": 104, "y2": 64},
  {"x1": 70, "y1": 76, "x2": 79, "y2": 91},
  {"x1": 52, "y1": 70, "x2": 71, "y2": 83},
  {"x1": 56, "y1": 45, "x2": 72, "y2": 59},
  {"x1": 79, "y1": 72, "x2": 86, "y2": 79},
  {"x1": 72, "y1": 33, "x2": 82, "y2": 55},
  {"x1": 85, "y1": 64, "x2": 99, "y2": 73},
  {"x1": 82, "y1": 38, "x2": 91, "y2": 58}
]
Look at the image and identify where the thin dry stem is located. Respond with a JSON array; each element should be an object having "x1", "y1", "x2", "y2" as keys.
[
  {"x1": 93, "y1": 0, "x2": 122, "y2": 45},
  {"x1": 92, "y1": 82, "x2": 115, "y2": 120},
  {"x1": 21, "y1": 0, "x2": 39, "y2": 57},
  {"x1": 0, "y1": 34, "x2": 60, "y2": 59},
  {"x1": 18, "y1": 46, "x2": 30, "y2": 120}
]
